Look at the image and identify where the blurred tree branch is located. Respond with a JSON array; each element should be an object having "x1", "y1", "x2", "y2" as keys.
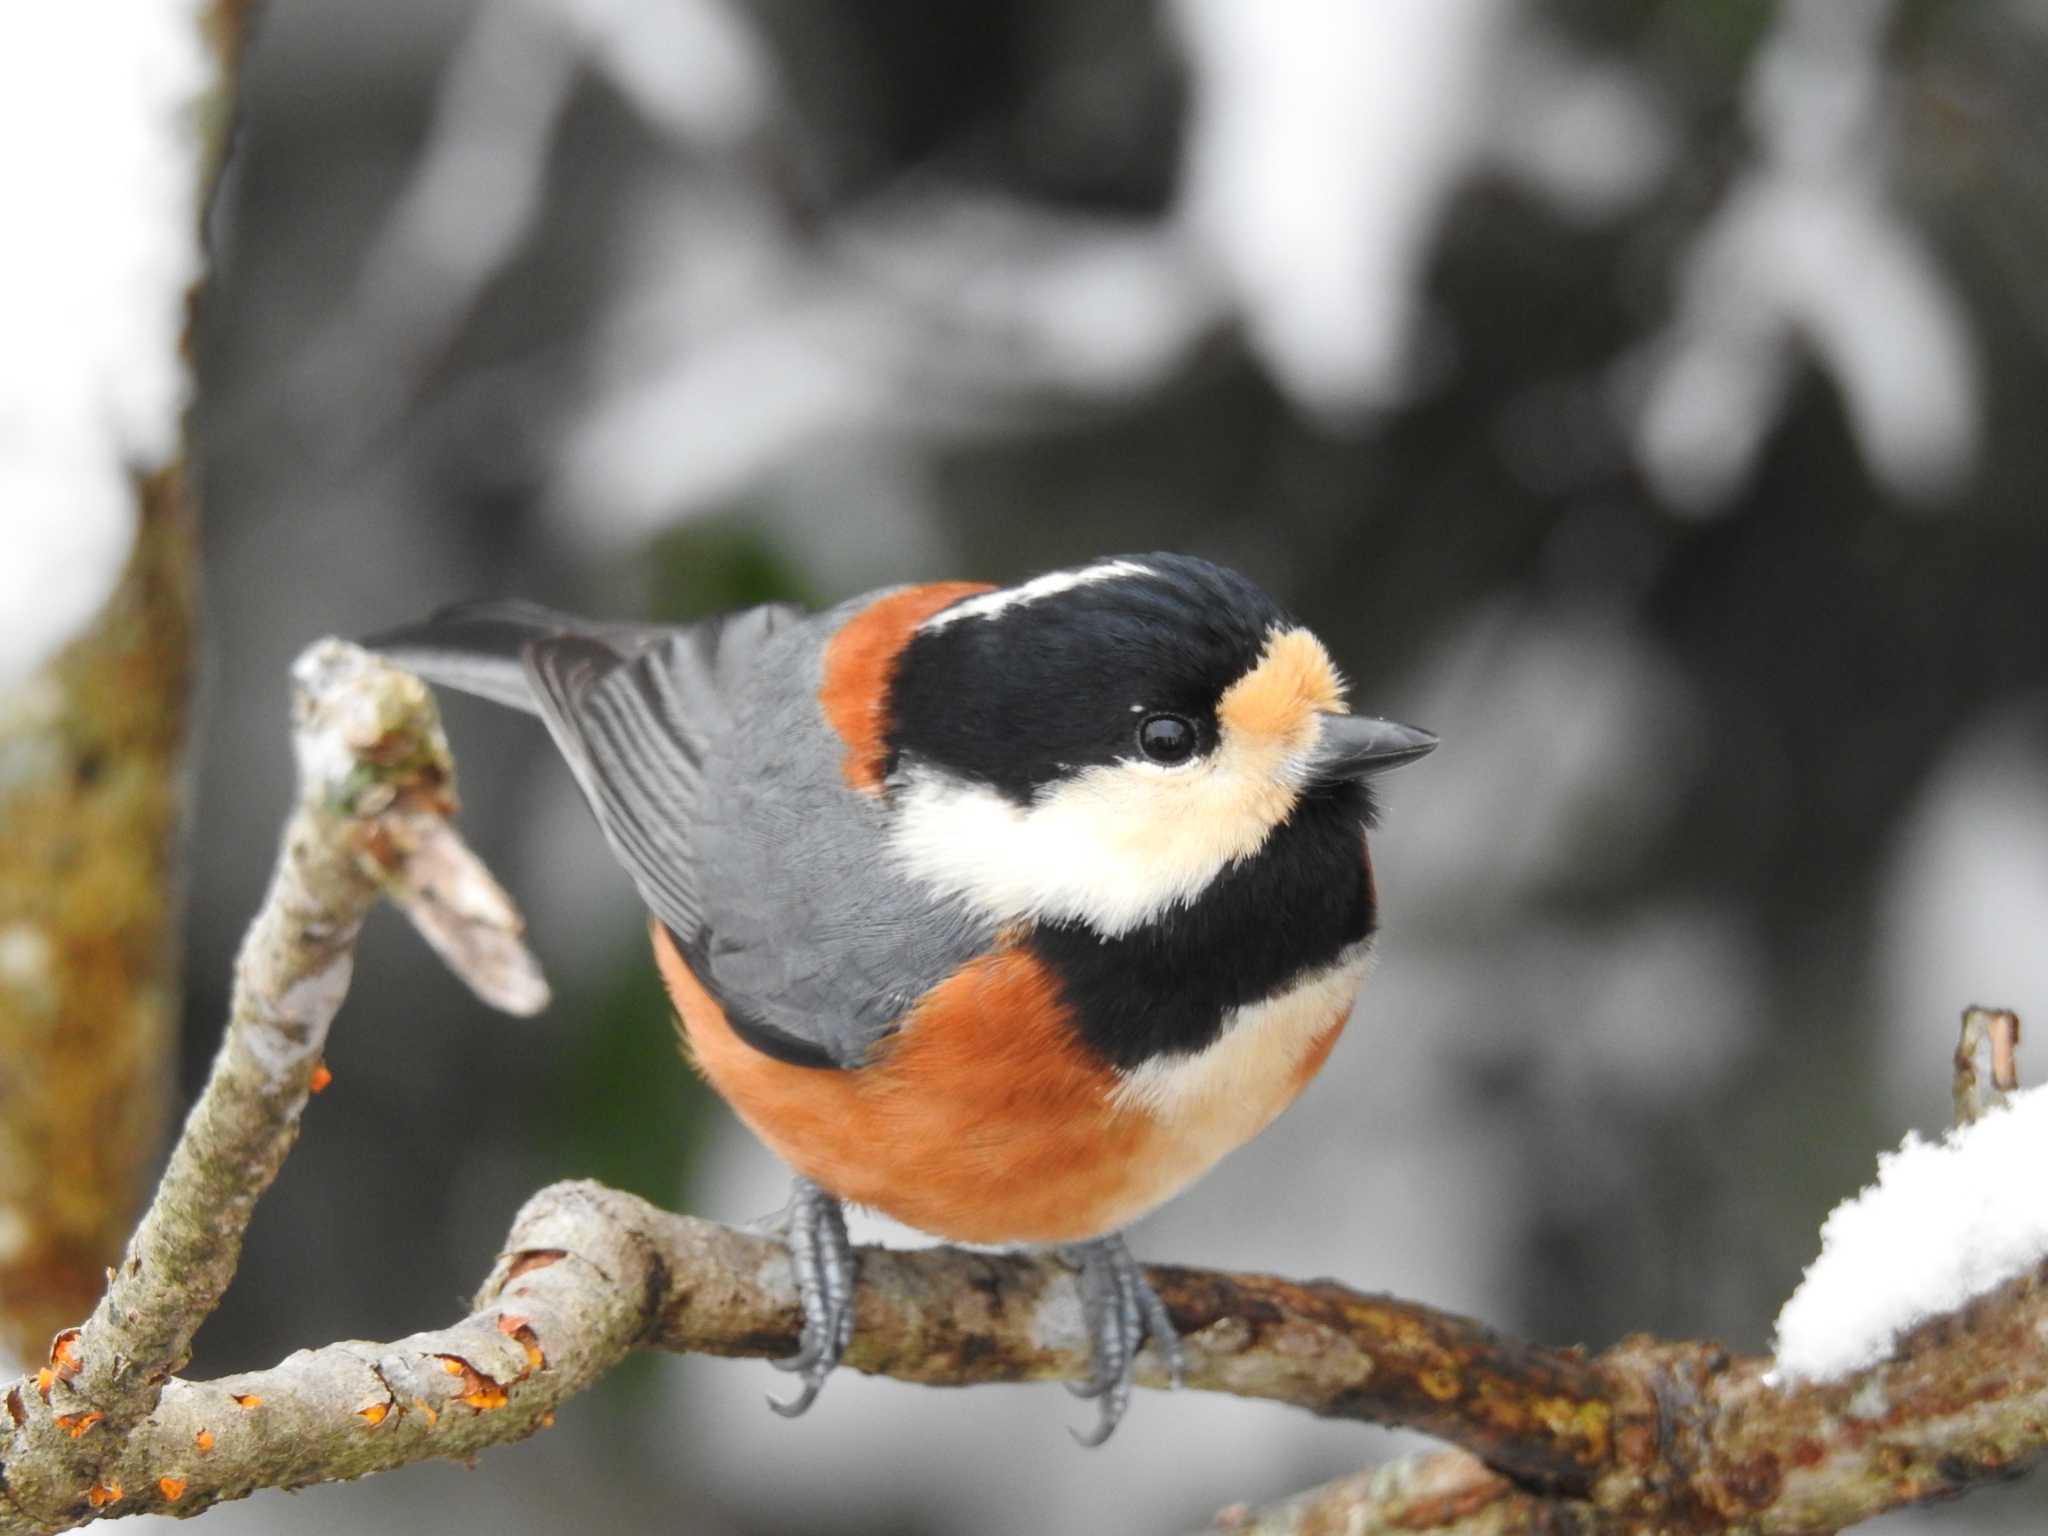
[
  {"x1": 0, "y1": 0, "x2": 255, "y2": 1365},
  {"x1": 1, "y1": 644, "x2": 2045, "y2": 1532}
]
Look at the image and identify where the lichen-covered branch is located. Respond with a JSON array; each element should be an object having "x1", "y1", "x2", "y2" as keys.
[
  {"x1": 1210, "y1": 1450, "x2": 1567, "y2": 1536},
  {"x1": 64, "y1": 644, "x2": 543, "y2": 1433},
  {"x1": 0, "y1": 1179, "x2": 1605, "y2": 1528},
  {"x1": 0, "y1": 642, "x2": 545, "y2": 1526},
  {"x1": 5, "y1": 641, "x2": 2047, "y2": 1533},
  {"x1": 12, "y1": 1170, "x2": 2048, "y2": 1532},
  {"x1": 1212, "y1": 1257, "x2": 2048, "y2": 1534}
]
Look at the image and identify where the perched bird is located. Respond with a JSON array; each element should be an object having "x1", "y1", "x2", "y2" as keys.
[{"x1": 369, "y1": 553, "x2": 1433, "y2": 1441}]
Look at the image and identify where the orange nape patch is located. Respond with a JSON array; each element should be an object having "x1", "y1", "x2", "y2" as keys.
[
  {"x1": 819, "y1": 582, "x2": 993, "y2": 794},
  {"x1": 1218, "y1": 626, "x2": 1346, "y2": 754}
]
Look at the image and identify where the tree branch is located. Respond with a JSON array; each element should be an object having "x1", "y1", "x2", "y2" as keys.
[
  {"x1": 3, "y1": 640, "x2": 2046, "y2": 1532},
  {"x1": 1, "y1": 642, "x2": 545, "y2": 1526},
  {"x1": 0, "y1": 1179, "x2": 1609, "y2": 1527}
]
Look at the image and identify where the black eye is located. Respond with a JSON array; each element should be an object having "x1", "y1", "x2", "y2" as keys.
[{"x1": 1137, "y1": 713, "x2": 1197, "y2": 765}]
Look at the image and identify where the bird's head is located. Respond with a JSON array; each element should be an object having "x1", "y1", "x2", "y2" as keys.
[{"x1": 880, "y1": 554, "x2": 1434, "y2": 937}]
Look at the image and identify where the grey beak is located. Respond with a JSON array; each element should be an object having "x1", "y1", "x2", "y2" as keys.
[{"x1": 1309, "y1": 715, "x2": 1438, "y2": 782}]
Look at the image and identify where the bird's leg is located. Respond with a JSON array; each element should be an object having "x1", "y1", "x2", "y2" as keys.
[
  {"x1": 1056, "y1": 1232, "x2": 1186, "y2": 1445},
  {"x1": 767, "y1": 1175, "x2": 858, "y2": 1417}
]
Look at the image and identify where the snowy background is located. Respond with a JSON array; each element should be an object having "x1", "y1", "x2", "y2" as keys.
[{"x1": 56, "y1": 0, "x2": 2048, "y2": 1530}]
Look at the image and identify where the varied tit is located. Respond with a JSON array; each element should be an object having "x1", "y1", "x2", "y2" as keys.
[{"x1": 369, "y1": 553, "x2": 1434, "y2": 1442}]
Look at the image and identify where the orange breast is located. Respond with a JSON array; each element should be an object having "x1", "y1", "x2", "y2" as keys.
[{"x1": 655, "y1": 924, "x2": 1351, "y2": 1245}]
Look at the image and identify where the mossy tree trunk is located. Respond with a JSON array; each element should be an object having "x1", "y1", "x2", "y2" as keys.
[
  {"x1": 0, "y1": 486, "x2": 196, "y2": 1364},
  {"x1": 0, "y1": 1, "x2": 253, "y2": 1366}
]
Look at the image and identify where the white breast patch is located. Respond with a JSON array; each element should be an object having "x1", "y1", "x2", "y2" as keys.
[{"x1": 1111, "y1": 942, "x2": 1374, "y2": 1134}]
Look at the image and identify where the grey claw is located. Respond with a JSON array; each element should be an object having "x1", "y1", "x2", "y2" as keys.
[
  {"x1": 767, "y1": 1176, "x2": 856, "y2": 1419},
  {"x1": 766, "y1": 1378, "x2": 825, "y2": 1419},
  {"x1": 771, "y1": 1340, "x2": 825, "y2": 1374},
  {"x1": 1069, "y1": 1412, "x2": 1116, "y2": 1449},
  {"x1": 1058, "y1": 1232, "x2": 1181, "y2": 1444}
]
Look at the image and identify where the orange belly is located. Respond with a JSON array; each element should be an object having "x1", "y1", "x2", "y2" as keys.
[{"x1": 655, "y1": 923, "x2": 1349, "y2": 1245}]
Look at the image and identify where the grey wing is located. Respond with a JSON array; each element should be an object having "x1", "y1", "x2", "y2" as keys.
[
  {"x1": 371, "y1": 596, "x2": 997, "y2": 1069},
  {"x1": 677, "y1": 600, "x2": 1000, "y2": 1067},
  {"x1": 517, "y1": 606, "x2": 785, "y2": 946}
]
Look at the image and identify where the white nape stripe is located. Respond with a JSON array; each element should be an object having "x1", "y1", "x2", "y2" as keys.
[
  {"x1": 888, "y1": 762, "x2": 1261, "y2": 937},
  {"x1": 918, "y1": 559, "x2": 1154, "y2": 633}
]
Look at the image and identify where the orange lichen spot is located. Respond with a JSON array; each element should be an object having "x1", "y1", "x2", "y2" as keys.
[
  {"x1": 504, "y1": 1249, "x2": 563, "y2": 1281},
  {"x1": 158, "y1": 1478, "x2": 187, "y2": 1502},
  {"x1": 540, "y1": 1411, "x2": 555, "y2": 1429},
  {"x1": 309, "y1": 1061, "x2": 334, "y2": 1094},
  {"x1": 34, "y1": 1368, "x2": 53, "y2": 1400},
  {"x1": 357, "y1": 1402, "x2": 390, "y2": 1427},
  {"x1": 497, "y1": 1315, "x2": 545, "y2": 1373},
  {"x1": 413, "y1": 1396, "x2": 439, "y2": 1429},
  {"x1": 435, "y1": 1355, "x2": 508, "y2": 1411},
  {"x1": 195, "y1": 1428, "x2": 215, "y2": 1453},
  {"x1": 85, "y1": 1482, "x2": 122, "y2": 1508},
  {"x1": 5, "y1": 1387, "x2": 24, "y2": 1426},
  {"x1": 55, "y1": 1411, "x2": 104, "y2": 1439},
  {"x1": 1417, "y1": 1368, "x2": 1462, "y2": 1403},
  {"x1": 231, "y1": 1393, "x2": 263, "y2": 1409},
  {"x1": 50, "y1": 1330, "x2": 82, "y2": 1378}
]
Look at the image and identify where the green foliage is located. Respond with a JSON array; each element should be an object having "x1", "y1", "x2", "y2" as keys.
[
  {"x1": 555, "y1": 936, "x2": 719, "y2": 1207},
  {"x1": 645, "y1": 520, "x2": 820, "y2": 621}
]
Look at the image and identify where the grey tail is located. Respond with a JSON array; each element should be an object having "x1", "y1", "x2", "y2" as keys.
[{"x1": 362, "y1": 600, "x2": 598, "y2": 715}]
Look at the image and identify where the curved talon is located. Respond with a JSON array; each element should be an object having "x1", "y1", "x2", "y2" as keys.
[
  {"x1": 765, "y1": 1176, "x2": 857, "y2": 1420},
  {"x1": 771, "y1": 1341, "x2": 826, "y2": 1374},
  {"x1": 1059, "y1": 1232, "x2": 1182, "y2": 1444},
  {"x1": 1069, "y1": 1411, "x2": 1117, "y2": 1449},
  {"x1": 766, "y1": 1378, "x2": 826, "y2": 1419}
]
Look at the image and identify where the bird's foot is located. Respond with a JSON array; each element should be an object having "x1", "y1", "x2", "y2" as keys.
[
  {"x1": 767, "y1": 1176, "x2": 857, "y2": 1418},
  {"x1": 1057, "y1": 1232, "x2": 1186, "y2": 1445}
]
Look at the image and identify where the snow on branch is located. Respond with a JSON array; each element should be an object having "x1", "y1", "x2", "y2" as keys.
[
  {"x1": 5, "y1": 646, "x2": 2048, "y2": 1534},
  {"x1": 1772, "y1": 1012, "x2": 2048, "y2": 1384}
]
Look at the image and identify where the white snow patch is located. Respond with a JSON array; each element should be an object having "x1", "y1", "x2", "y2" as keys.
[
  {"x1": 0, "y1": 923, "x2": 53, "y2": 988},
  {"x1": 1628, "y1": 0, "x2": 1978, "y2": 513},
  {"x1": 1173, "y1": 0, "x2": 1511, "y2": 419},
  {"x1": 0, "y1": 1203, "x2": 29, "y2": 1265},
  {"x1": 0, "y1": 2, "x2": 209, "y2": 688},
  {"x1": 1770, "y1": 1086, "x2": 2048, "y2": 1385}
]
